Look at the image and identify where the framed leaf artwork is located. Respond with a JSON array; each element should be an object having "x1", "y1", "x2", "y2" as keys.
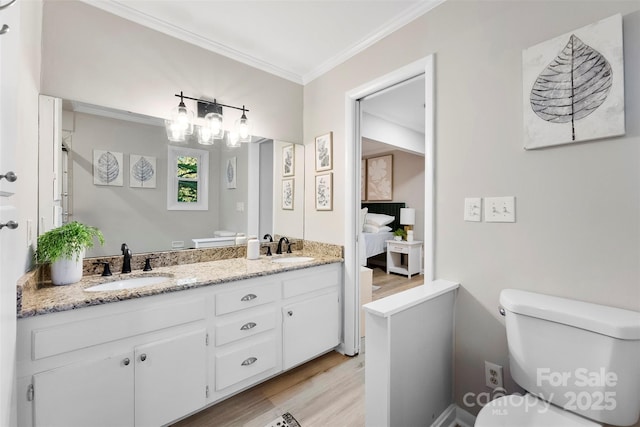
[
  {"x1": 93, "y1": 150, "x2": 123, "y2": 186},
  {"x1": 129, "y1": 155, "x2": 156, "y2": 188},
  {"x1": 315, "y1": 173, "x2": 333, "y2": 211},
  {"x1": 225, "y1": 157, "x2": 237, "y2": 189},
  {"x1": 366, "y1": 155, "x2": 393, "y2": 201},
  {"x1": 315, "y1": 132, "x2": 333, "y2": 171},
  {"x1": 522, "y1": 14, "x2": 624, "y2": 149}
]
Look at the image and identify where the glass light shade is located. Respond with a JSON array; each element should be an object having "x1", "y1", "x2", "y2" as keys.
[
  {"x1": 169, "y1": 103, "x2": 194, "y2": 136},
  {"x1": 400, "y1": 208, "x2": 416, "y2": 226},
  {"x1": 165, "y1": 119, "x2": 186, "y2": 143},
  {"x1": 235, "y1": 114, "x2": 251, "y2": 143},
  {"x1": 197, "y1": 125, "x2": 214, "y2": 145},
  {"x1": 226, "y1": 130, "x2": 241, "y2": 148},
  {"x1": 204, "y1": 112, "x2": 224, "y2": 139}
]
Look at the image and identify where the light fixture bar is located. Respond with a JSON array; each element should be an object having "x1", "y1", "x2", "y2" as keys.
[{"x1": 173, "y1": 93, "x2": 249, "y2": 114}]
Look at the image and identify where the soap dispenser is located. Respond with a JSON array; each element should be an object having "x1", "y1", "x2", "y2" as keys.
[{"x1": 246, "y1": 236, "x2": 260, "y2": 260}]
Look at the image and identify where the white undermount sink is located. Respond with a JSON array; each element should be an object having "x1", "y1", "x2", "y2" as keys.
[
  {"x1": 84, "y1": 276, "x2": 172, "y2": 292},
  {"x1": 272, "y1": 256, "x2": 315, "y2": 264}
]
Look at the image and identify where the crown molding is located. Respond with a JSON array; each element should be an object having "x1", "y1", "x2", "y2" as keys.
[{"x1": 80, "y1": 0, "x2": 445, "y2": 86}]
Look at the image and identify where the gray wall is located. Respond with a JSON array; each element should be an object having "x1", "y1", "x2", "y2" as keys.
[
  {"x1": 69, "y1": 112, "x2": 222, "y2": 256},
  {"x1": 303, "y1": 0, "x2": 640, "y2": 421}
]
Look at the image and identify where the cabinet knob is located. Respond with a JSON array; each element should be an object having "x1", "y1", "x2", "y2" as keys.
[
  {"x1": 140, "y1": 353, "x2": 147, "y2": 362},
  {"x1": 241, "y1": 293, "x2": 257, "y2": 302},
  {"x1": 0, "y1": 220, "x2": 18, "y2": 230},
  {"x1": 0, "y1": 171, "x2": 17, "y2": 182},
  {"x1": 241, "y1": 357, "x2": 257, "y2": 366},
  {"x1": 287, "y1": 310, "x2": 293, "y2": 317},
  {"x1": 240, "y1": 322, "x2": 257, "y2": 331},
  {"x1": 123, "y1": 358, "x2": 130, "y2": 366}
]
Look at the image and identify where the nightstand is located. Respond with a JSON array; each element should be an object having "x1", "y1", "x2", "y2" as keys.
[{"x1": 386, "y1": 240, "x2": 422, "y2": 278}]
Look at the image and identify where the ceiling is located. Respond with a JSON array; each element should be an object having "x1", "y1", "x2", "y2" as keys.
[{"x1": 84, "y1": 0, "x2": 444, "y2": 85}]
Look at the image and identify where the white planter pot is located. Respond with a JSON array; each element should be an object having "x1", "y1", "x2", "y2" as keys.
[
  {"x1": 50, "y1": 253, "x2": 84, "y2": 285},
  {"x1": 394, "y1": 236, "x2": 402, "y2": 241}
]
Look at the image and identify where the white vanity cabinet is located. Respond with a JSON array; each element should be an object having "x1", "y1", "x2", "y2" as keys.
[
  {"x1": 282, "y1": 264, "x2": 341, "y2": 370},
  {"x1": 17, "y1": 262, "x2": 343, "y2": 427}
]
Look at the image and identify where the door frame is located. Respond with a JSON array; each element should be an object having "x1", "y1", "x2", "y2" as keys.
[{"x1": 342, "y1": 55, "x2": 435, "y2": 355}]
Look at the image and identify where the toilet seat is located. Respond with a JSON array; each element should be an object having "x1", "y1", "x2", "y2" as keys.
[{"x1": 475, "y1": 394, "x2": 602, "y2": 427}]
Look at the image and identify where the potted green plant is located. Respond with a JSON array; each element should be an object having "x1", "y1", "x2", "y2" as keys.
[
  {"x1": 35, "y1": 221, "x2": 104, "y2": 285},
  {"x1": 393, "y1": 228, "x2": 406, "y2": 241}
]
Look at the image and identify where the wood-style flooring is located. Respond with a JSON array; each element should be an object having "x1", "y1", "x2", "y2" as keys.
[{"x1": 173, "y1": 269, "x2": 423, "y2": 427}]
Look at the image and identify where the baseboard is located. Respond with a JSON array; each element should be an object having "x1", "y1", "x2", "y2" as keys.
[
  {"x1": 430, "y1": 404, "x2": 476, "y2": 427},
  {"x1": 455, "y1": 405, "x2": 476, "y2": 427}
]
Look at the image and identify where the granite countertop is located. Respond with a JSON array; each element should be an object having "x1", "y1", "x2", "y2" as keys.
[{"x1": 18, "y1": 251, "x2": 342, "y2": 318}]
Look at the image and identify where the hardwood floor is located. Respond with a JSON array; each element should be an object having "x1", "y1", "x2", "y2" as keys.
[{"x1": 173, "y1": 270, "x2": 423, "y2": 427}]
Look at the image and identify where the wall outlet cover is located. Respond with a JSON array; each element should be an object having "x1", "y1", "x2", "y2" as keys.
[
  {"x1": 484, "y1": 196, "x2": 515, "y2": 223},
  {"x1": 485, "y1": 361, "x2": 504, "y2": 389},
  {"x1": 464, "y1": 198, "x2": 482, "y2": 222}
]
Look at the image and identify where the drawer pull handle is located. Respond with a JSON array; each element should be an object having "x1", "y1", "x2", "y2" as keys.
[
  {"x1": 0, "y1": 171, "x2": 16, "y2": 182},
  {"x1": 123, "y1": 358, "x2": 130, "y2": 366},
  {"x1": 241, "y1": 357, "x2": 257, "y2": 366},
  {"x1": 241, "y1": 293, "x2": 257, "y2": 302},
  {"x1": 0, "y1": 220, "x2": 18, "y2": 230},
  {"x1": 240, "y1": 322, "x2": 257, "y2": 331}
]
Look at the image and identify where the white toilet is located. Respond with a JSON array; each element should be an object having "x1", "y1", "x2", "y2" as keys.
[{"x1": 476, "y1": 289, "x2": 640, "y2": 427}]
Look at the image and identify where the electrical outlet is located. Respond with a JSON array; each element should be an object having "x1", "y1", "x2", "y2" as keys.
[
  {"x1": 464, "y1": 198, "x2": 482, "y2": 222},
  {"x1": 484, "y1": 196, "x2": 516, "y2": 223},
  {"x1": 485, "y1": 361, "x2": 503, "y2": 389}
]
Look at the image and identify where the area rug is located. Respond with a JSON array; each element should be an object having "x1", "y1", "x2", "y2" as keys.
[{"x1": 264, "y1": 412, "x2": 301, "y2": 427}]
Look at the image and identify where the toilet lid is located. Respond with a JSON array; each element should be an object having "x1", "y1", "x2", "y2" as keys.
[{"x1": 475, "y1": 394, "x2": 601, "y2": 427}]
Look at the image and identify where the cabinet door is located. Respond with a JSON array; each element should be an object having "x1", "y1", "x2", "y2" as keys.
[
  {"x1": 33, "y1": 353, "x2": 134, "y2": 427},
  {"x1": 134, "y1": 328, "x2": 207, "y2": 427},
  {"x1": 283, "y1": 290, "x2": 340, "y2": 370}
]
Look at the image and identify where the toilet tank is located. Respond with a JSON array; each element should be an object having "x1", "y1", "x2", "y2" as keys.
[{"x1": 500, "y1": 289, "x2": 640, "y2": 426}]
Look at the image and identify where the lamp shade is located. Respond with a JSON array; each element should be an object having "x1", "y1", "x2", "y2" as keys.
[{"x1": 400, "y1": 208, "x2": 415, "y2": 226}]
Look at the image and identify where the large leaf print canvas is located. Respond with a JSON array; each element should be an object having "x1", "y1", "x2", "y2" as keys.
[
  {"x1": 93, "y1": 150, "x2": 123, "y2": 186},
  {"x1": 522, "y1": 14, "x2": 624, "y2": 149}
]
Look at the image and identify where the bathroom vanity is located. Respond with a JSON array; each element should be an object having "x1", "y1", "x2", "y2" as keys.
[{"x1": 16, "y1": 255, "x2": 342, "y2": 427}]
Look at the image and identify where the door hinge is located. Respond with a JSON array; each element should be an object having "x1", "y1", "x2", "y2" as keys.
[
  {"x1": 205, "y1": 333, "x2": 209, "y2": 346},
  {"x1": 27, "y1": 384, "x2": 34, "y2": 402},
  {"x1": 205, "y1": 385, "x2": 209, "y2": 399}
]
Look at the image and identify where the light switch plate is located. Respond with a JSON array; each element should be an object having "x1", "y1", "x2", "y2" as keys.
[
  {"x1": 464, "y1": 198, "x2": 482, "y2": 222},
  {"x1": 484, "y1": 196, "x2": 516, "y2": 222}
]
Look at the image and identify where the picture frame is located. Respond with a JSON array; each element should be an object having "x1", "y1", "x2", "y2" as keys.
[
  {"x1": 282, "y1": 144, "x2": 295, "y2": 177},
  {"x1": 282, "y1": 178, "x2": 294, "y2": 210},
  {"x1": 366, "y1": 154, "x2": 393, "y2": 201},
  {"x1": 315, "y1": 172, "x2": 333, "y2": 211},
  {"x1": 361, "y1": 158, "x2": 367, "y2": 201},
  {"x1": 225, "y1": 157, "x2": 237, "y2": 189},
  {"x1": 129, "y1": 154, "x2": 156, "y2": 188},
  {"x1": 315, "y1": 131, "x2": 333, "y2": 172},
  {"x1": 93, "y1": 150, "x2": 123, "y2": 186}
]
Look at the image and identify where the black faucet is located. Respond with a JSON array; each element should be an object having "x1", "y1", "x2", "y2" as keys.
[
  {"x1": 121, "y1": 243, "x2": 132, "y2": 273},
  {"x1": 276, "y1": 237, "x2": 289, "y2": 255},
  {"x1": 93, "y1": 261, "x2": 112, "y2": 276},
  {"x1": 263, "y1": 234, "x2": 273, "y2": 256}
]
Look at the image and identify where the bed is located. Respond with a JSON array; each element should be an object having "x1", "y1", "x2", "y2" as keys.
[{"x1": 360, "y1": 202, "x2": 405, "y2": 266}]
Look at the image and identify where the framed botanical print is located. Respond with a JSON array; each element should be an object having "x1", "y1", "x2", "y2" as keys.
[
  {"x1": 282, "y1": 144, "x2": 295, "y2": 177},
  {"x1": 315, "y1": 132, "x2": 333, "y2": 172},
  {"x1": 366, "y1": 154, "x2": 393, "y2": 201},
  {"x1": 315, "y1": 172, "x2": 333, "y2": 211},
  {"x1": 282, "y1": 178, "x2": 294, "y2": 210}
]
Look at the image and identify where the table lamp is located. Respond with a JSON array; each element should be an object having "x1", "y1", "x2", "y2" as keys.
[{"x1": 400, "y1": 208, "x2": 415, "y2": 242}]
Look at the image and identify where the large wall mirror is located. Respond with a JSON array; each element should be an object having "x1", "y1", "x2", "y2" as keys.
[{"x1": 38, "y1": 95, "x2": 305, "y2": 257}]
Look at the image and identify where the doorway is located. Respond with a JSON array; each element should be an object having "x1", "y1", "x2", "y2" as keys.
[{"x1": 343, "y1": 55, "x2": 435, "y2": 356}]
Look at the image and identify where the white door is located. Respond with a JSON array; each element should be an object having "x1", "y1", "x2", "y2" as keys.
[
  {"x1": 0, "y1": 1, "x2": 21, "y2": 425},
  {"x1": 134, "y1": 328, "x2": 207, "y2": 427},
  {"x1": 33, "y1": 353, "x2": 134, "y2": 427},
  {"x1": 282, "y1": 290, "x2": 340, "y2": 370}
]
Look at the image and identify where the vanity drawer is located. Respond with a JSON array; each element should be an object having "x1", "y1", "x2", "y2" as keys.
[
  {"x1": 215, "y1": 308, "x2": 277, "y2": 346},
  {"x1": 282, "y1": 264, "x2": 341, "y2": 299},
  {"x1": 388, "y1": 243, "x2": 409, "y2": 254},
  {"x1": 215, "y1": 336, "x2": 277, "y2": 390},
  {"x1": 215, "y1": 282, "x2": 280, "y2": 315}
]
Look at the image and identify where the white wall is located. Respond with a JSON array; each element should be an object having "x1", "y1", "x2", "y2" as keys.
[
  {"x1": 304, "y1": 1, "x2": 640, "y2": 422},
  {"x1": 40, "y1": 1, "x2": 303, "y2": 145},
  {"x1": 273, "y1": 141, "x2": 305, "y2": 239}
]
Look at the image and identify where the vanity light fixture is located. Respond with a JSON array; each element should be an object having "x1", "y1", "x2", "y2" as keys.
[{"x1": 165, "y1": 92, "x2": 251, "y2": 147}]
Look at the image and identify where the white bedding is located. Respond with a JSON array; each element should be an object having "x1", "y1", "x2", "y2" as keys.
[{"x1": 359, "y1": 231, "x2": 394, "y2": 266}]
